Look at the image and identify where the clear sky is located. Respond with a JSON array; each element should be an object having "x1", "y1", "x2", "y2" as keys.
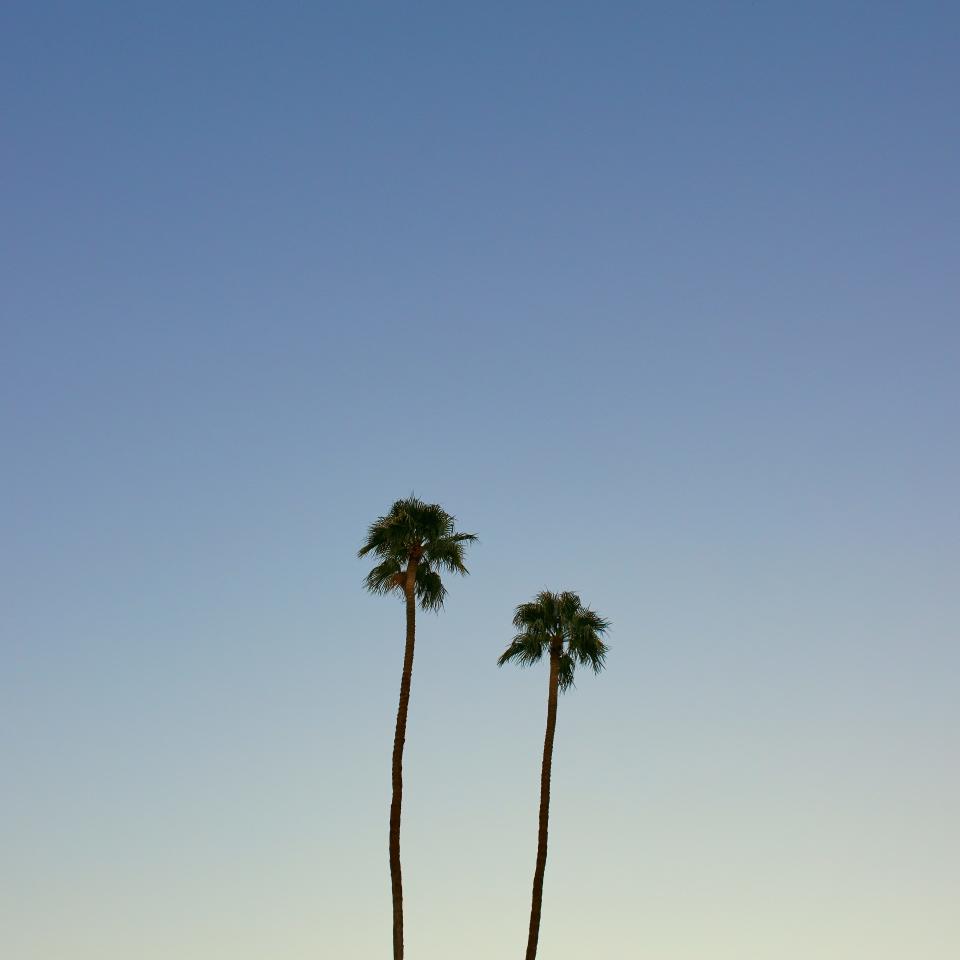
[{"x1": 2, "y1": 2, "x2": 958, "y2": 957}]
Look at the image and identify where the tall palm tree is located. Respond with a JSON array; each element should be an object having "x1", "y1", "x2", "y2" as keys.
[
  {"x1": 498, "y1": 590, "x2": 610, "y2": 960},
  {"x1": 359, "y1": 495, "x2": 477, "y2": 960}
]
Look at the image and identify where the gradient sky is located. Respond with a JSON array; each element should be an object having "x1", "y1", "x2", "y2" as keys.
[{"x1": 2, "y1": 2, "x2": 959, "y2": 958}]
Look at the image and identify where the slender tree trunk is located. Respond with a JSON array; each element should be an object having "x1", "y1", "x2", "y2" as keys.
[
  {"x1": 525, "y1": 642, "x2": 560, "y2": 960},
  {"x1": 389, "y1": 564, "x2": 418, "y2": 960}
]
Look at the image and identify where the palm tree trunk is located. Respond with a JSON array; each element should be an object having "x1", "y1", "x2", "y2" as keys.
[
  {"x1": 525, "y1": 643, "x2": 560, "y2": 960},
  {"x1": 389, "y1": 570, "x2": 417, "y2": 960}
]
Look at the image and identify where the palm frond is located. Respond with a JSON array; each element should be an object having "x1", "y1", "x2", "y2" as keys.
[
  {"x1": 556, "y1": 590, "x2": 583, "y2": 622},
  {"x1": 423, "y1": 534, "x2": 476, "y2": 575},
  {"x1": 363, "y1": 557, "x2": 403, "y2": 595},
  {"x1": 557, "y1": 652, "x2": 576, "y2": 692},
  {"x1": 414, "y1": 501, "x2": 455, "y2": 543},
  {"x1": 415, "y1": 565, "x2": 448, "y2": 611},
  {"x1": 357, "y1": 499, "x2": 420, "y2": 560},
  {"x1": 513, "y1": 599, "x2": 549, "y2": 631},
  {"x1": 497, "y1": 633, "x2": 546, "y2": 668},
  {"x1": 568, "y1": 607, "x2": 611, "y2": 674}
]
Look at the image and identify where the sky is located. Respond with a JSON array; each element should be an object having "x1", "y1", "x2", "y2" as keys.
[{"x1": 2, "y1": 2, "x2": 958, "y2": 957}]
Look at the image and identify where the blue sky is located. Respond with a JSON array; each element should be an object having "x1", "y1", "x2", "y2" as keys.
[{"x1": 2, "y1": 3, "x2": 959, "y2": 957}]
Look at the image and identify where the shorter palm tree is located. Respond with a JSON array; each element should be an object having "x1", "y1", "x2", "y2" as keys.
[{"x1": 498, "y1": 590, "x2": 610, "y2": 960}]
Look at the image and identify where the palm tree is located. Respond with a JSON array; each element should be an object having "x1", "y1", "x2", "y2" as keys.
[
  {"x1": 498, "y1": 590, "x2": 610, "y2": 960},
  {"x1": 358, "y1": 495, "x2": 477, "y2": 960}
]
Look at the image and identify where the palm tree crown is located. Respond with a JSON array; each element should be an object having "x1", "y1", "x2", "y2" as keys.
[
  {"x1": 358, "y1": 495, "x2": 478, "y2": 609},
  {"x1": 498, "y1": 590, "x2": 610, "y2": 691}
]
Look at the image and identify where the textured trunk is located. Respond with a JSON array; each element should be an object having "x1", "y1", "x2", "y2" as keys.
[
  {"x1": 389, "y1": 562, "x2": 418, "y2": 960},
  {"x1": 525, "y1": 641, "x2": 560, "y2": 960}
]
